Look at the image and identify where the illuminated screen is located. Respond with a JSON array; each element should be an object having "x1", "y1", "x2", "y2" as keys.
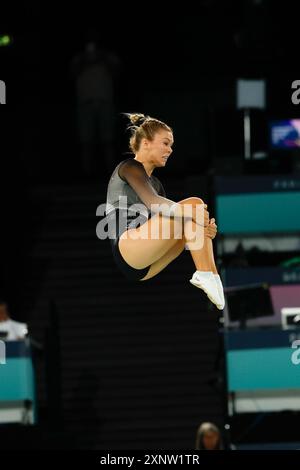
[{"x1": 270, "y1": 119, "x2": 300, "y2": 149}]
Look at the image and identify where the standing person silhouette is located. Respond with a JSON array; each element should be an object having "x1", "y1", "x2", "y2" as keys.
[
  {"x1": 71, "y1": 35, "x2": 120, "y2": 177},
  {"x1": 104, "y1": 113, "x2": 225, "y2": 309}
]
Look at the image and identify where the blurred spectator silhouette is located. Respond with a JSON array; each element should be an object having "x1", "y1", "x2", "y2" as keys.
[
  {"x1": 0, "y1": 299, "x2": 28, "y2": 341},
  {"x1": 195, "y1": 422, "x2": 224, "y2": 450},
  {"x1": 228, "y1": 242, "x2": 249, "y2": 268},
  {"x1": 71, "y1": 29, "x2": 121, "y2": 178}
]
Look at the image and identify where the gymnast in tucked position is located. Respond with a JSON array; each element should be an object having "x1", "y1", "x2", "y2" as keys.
[{"x1": 105, "y1": 113, "x2": 225, "y2": 309}]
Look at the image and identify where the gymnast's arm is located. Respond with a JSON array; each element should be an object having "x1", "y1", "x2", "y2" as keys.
[
  {"x1": 119, "y1": 159, "x2": 183, "y2": 218},
  {"x1": 119, "y1": 159, "x2": 208, "y2": 225}
]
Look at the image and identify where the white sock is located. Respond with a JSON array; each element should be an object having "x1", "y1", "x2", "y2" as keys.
[
  {"x1": 190, "y1": 271, "x2": 223, "y2": 309},
  {"x1": 195, "y1": 270, "x2": 213, "y2": 277},
  {"x1": 214, "y1": 274, "x2": 225, "y2": 309}
]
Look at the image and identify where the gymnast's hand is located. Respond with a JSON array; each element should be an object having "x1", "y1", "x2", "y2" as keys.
[{"x1": 205, "y1": 218, "x2": 217, "y2": 239}]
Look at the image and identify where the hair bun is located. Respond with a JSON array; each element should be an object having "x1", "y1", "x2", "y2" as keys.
[{"x1": 128, "y1": 113, "x2": 147, "y2": 125}]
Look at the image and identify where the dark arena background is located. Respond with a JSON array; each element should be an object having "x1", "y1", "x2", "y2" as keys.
[{"x1": 0, "y1": 1, "x2": 300, "y2": 455}]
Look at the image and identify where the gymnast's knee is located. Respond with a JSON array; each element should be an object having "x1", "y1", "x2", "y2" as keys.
[{"x1": 180, "y1": 196, "x2": 205, "y2": 206}]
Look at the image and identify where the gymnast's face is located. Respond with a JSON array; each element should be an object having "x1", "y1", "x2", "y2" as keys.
[{"x1": 142, "y1": 130, "x2": 173, "y2": 168}]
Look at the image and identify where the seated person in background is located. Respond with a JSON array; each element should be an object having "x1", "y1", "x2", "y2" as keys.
[
  {"x1": 0, "y1": 299, "x2": 28, "y2": 341},
  {"x1": 195, "y1": 422, "x2": 224, "y2": 450}
]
